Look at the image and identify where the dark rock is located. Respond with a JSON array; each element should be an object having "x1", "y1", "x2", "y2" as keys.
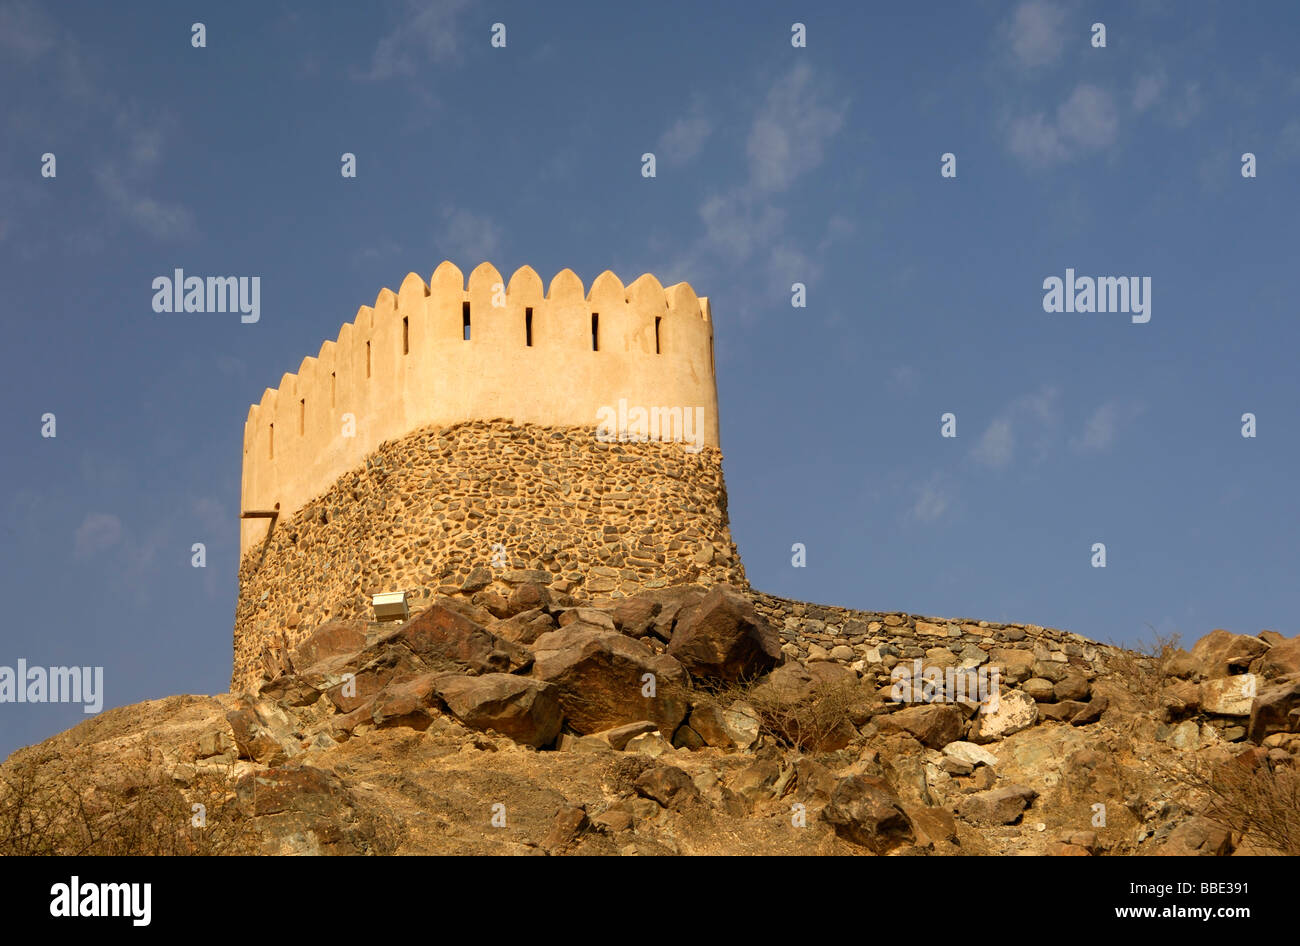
[
  {"x1": 668, "y1": 585, "x2": 781, "y2": 681},
  {"x1": 822, "y1": 776, "x2": 915, "y2": 853}
]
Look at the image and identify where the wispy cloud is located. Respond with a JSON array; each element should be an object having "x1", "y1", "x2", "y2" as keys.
[
  {"x1": 746, "y1": 64, "x2": 846, "y2": 193},
  {"x1": 74, "y1": 512, "x2": 123, "y2": 558},
  {"x1": 911, "y1": 475, "x2": 953, "y2": 523},
  {"x1": 658, "y1": 109, "x2": 713, "y2": 167},
  {"x1": 1132, "y1": 71, "x2": 1168, "y2": 112},
  {"x1": 0, "y1": 0, "x2": 55, "y2": 62},
  {"x1": 655, "y1": 63, "x2": 849, "y2": 300},
  {"x1": 95, "y1": 167, "x2": 196, "y2": 240},
  {"x1": 436, "y1": 207, "x2": 501, "y2": 264},
  {"x1": 1071, "y1": 400, "x2": 1144, "y2": 453},
  {"x1": 358, "y1": 0, "x2": 473, "y2": 80},
  {"x1": 1002, "y1": 0, "x2": 1067, "y2": 70},
  {"x1": 971, "y1": 386, "x2": 1062, "y2": 469}
]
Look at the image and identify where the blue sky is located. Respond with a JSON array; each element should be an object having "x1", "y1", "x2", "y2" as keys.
[{"x1": 3, "y1": 0, "x2": 1298, "y2": 757}]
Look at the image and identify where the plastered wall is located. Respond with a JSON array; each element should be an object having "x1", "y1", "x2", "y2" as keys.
[{"x1": 240, "y1": 262, "x2": 720, "y2": 555}]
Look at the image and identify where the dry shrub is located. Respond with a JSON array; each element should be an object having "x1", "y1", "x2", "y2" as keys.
[
  {"x1": 0, "y1": 745, "x2": 256, "y2": 856},
  {"x1": 1172, "y1": 752, "x2": 1300, "y2": 855},
  {"x1": 1102, "y1": 628, "x2": 1183, "y2": 720},
  {"x1": 710, "y1": 675, "x2": 872, "y2": 754}
]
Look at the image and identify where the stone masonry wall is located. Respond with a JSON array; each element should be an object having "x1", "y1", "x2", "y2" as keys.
[
  {"x1": 233, "y1": 419, "x2": 746, "y2": 691},
  {"x1": 750, "y1": 591, "x2": 1121, "y2": 678}
]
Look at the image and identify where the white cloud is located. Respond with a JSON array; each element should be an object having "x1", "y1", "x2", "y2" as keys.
[
  {"x1": 1008, "y1": 83, "x2": 1118, "y2": 167},
  {"x1": 971, "y1": 386, "x2": 1062, "y2": 469},
  {"x1": 658, "y1": 113, "x2": 713, "y2": 166},
  {"x1": 437, "y1": 207, "x2": 500, "y2": 264},
  {"x1": 360, "y1": 0, "x2": 472, "y2": 80},
  {"x1": 1004, "y1": 1, "x2": 1066, "y2": 69},
  {"x1": 1008, "y1": 112, "x2": 1068, "y2": 166},
  {"x1": 911, "y1": 476, "x2": 952, "y2": 523},
  {"x1": 698, "y1": 194, "x2": 783, "y2": 264},
  {"x1": 972, "y1": 417, "x2": 1016, "y2": 469},
  {"x1": 1072, "y1": 400, "x2": 1143, "y2": 453},
  {"x1": 746, "y1": 63, "x2": 846, "y2": 193},
  {"x1": 74, "y1": 512, "x2": 123, "y2": 558},
  {"x1": 1132, "y1": 71, "x2": 1167, "y2": 112},
  {"x1": 1057, "y1": 83, "x2": 1119, "y2": 147},
  {"x1": 1075, "y1": 402, "x2": 1119, "y2": 452}
]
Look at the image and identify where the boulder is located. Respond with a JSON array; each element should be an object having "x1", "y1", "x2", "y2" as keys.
[
  {"x1": 942, "y1": 741, "x2": 999, "y2": 769},
  {"x1": 225, "y1": 697, "x2": 299, "y2": 765},
  {"x1": 1160, "y1": 679, "x2": 1202, "y2": 720},
  {"x1": 1052, "y1": 672, "x2": 1092, "y2": 702},
  {"x1": 290, "y1": 619, "x2": 367, "y2": 671},
  {"x1": 1190, "y1": 629, "x2": 1269, "y2": 679},
  {"x1": 687, "y1": 701, "x2": 760, "y2": 750},
  {"x1": 369, "y1": 672, "x2": 442, "y2": 729},
  {"x1": 1151, "y1": 817, "x2": 1233, "y2": 856},
  {"x1": 1258, "y1": 633, "x2": 1300, "y2": 679},
  {"x1": 666, "y1": 585, "x2": 781, "y2": 681},
  {"x1": 541, "y1": 806, "x2": 589, "y2": 852},
  {"x1": 902, "y1": 804, "x2": 959, "y2": 851},
  {"x1": 877, "y1": 703, "x2": 964, "y2": 749},
  {"x1": 1040, "y1": 700, "x2": 1088, "y2": 722},
  {"x1": 1201, "y1": 675, "x2": 1257, "y2": 716},
  {"x1": 634, "y1": 765, "x2": 701, "y2": 810},
  {"x1": 530, "y1": 626, "x2": 688, "y2": 734},
  {"x1": 558, "y1": 608, "x2": 616, "y2": 630},
  {"x1": 588, "y1": 720, "x2": 659, "y2": 751},
  {"x1": 640, "y1": 586, "x2": 707, "y2": 642},
  {"x1": 957, "y1": 784, "x2": 1038, "y2": 826},
  {"x1": 1247, "y1": 675, "x2": 1300, "y2": 743},
  {"x1": 969, "y1": 690, "x2": 1038, "y2": 743},
  {"x1": 732, "y1": 759, "x2": 782, "y2": 802},
  {"x1": 488, "y1": 609, "x2": 555, "y2": 647},
  {"x1": 384, "y1": 604, "x2": 531, "y2": 674},
  {"x1": 793, "y1": 757, "x2": 838, "y2": 802},
  {"x1": 821, "y1": 776, "x2": 915, "y2": 853},
  {"x1": 1021, "y1": 677, "x2": 1056, "y2": 702},
  {"x1": 1070, "y1": 695, "x2": 1109, "y2": 726},
  {"x1": 431, "y1": 673, "x2": 563, "y2": 748},
  {"x1": 624, "y1": 731, "x2": 673, "y2": 757},
  {"x1": 612, "y1": 596, "x2": 661, "y2": 637}
]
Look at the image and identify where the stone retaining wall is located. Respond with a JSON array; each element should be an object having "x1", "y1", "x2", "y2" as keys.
[{"x1": 750, "y1": 590, "x2": 1121, "y2": 675}]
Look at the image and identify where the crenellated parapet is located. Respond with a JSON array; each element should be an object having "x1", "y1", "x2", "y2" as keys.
[{"x1": 240, "y1": 262, "x2": 720, "y2": 555}]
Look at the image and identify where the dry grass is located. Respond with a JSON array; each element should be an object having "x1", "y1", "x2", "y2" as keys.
[{"x1": 0, "y1": 745, "x2": 256, "y2": 856}]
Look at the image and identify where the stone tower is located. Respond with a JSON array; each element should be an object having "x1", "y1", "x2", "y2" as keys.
[{"x1": 233, "y1": 262, "x2": 746, "y2": 690}]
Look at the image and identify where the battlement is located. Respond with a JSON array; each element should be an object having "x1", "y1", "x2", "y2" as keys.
[{"x1": 240, "y1": 262, "x2": 721, "y2": 555}]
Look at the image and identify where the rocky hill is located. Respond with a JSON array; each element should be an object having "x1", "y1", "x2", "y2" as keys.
[{"x1": 3, "y1": 578, "x2": 1298, "y2": 856}]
